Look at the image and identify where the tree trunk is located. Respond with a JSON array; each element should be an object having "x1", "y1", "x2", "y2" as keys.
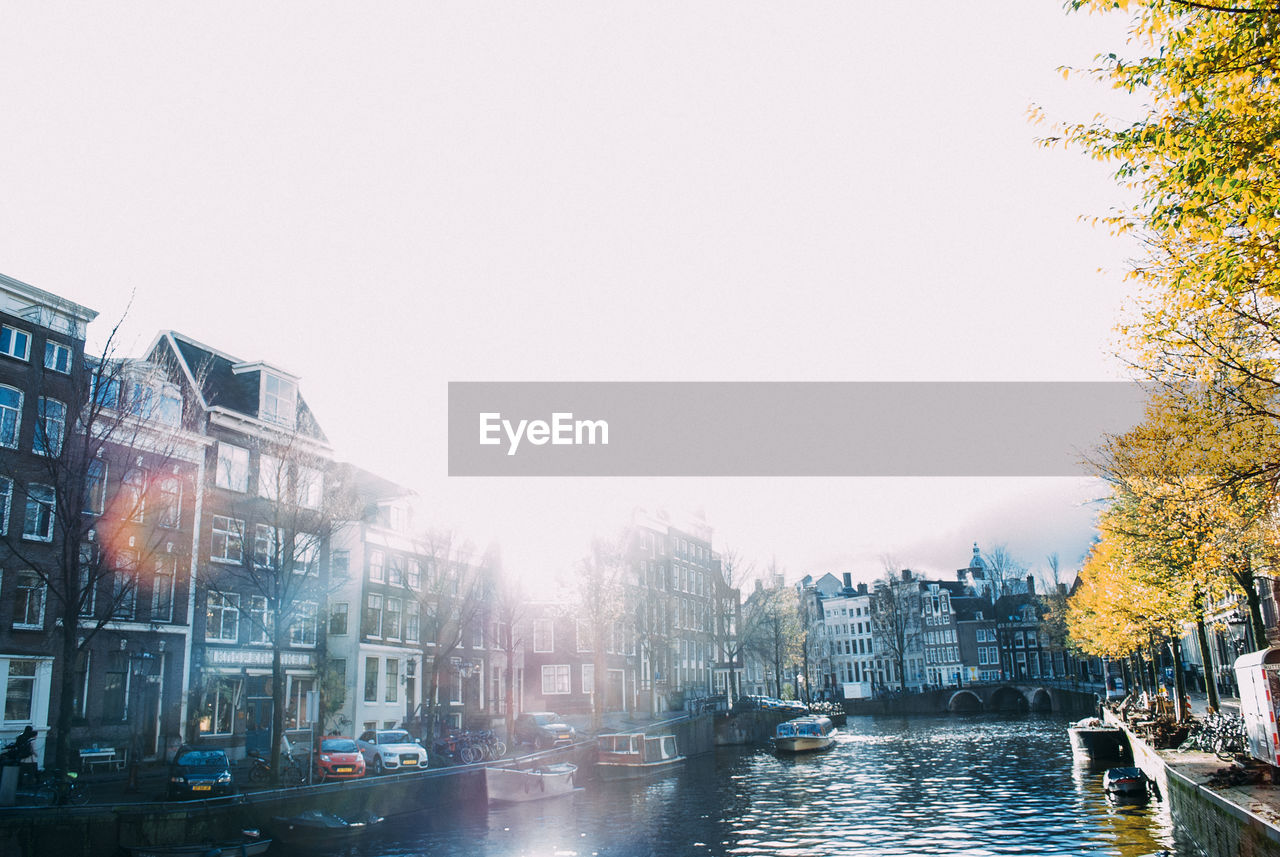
[
  {"x1": 270, "y1": 643, "x2": 285, "y2": 786},
  {"x1": 54, "y1": 607, "x2": 79, "y2": 772},
  {"x1": 502, "y1": 652, "x2": 516, "y2": 744},
  {"x1": 1233, "y1": 558, "x2": 1269, "y2": 651},
  {"x1": 1170, "y1": 637, "x2": 1188, "y2": 722},
  {"x1": 1195, "y1": 616, "x2": 1220, "y2": 712}
]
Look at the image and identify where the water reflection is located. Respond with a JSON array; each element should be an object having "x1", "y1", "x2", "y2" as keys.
[{"x1": 338, "y1": 715, "x2": 1198, "y2": 857}]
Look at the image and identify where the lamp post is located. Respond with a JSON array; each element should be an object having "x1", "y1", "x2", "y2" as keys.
[{"x1": 126, "y1": 650, "x2": 158, "y2": 792}]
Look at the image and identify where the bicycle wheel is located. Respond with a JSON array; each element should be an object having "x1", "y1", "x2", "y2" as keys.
[
  {"x1": 33, "y1": 785, "x2": 57, "y2": 806},
  {"x1": 490, "y1": 740, "x2": 506, "y2": 759},
  {"x1": 460, "y1": 745, "x2": 482, "y2": 765},
  {"x1": 68, "y1": 785, "x2": 90, "y2": 806},
  {"x1": 248, "y1": 765, "x2": 269, "y2": 785}
]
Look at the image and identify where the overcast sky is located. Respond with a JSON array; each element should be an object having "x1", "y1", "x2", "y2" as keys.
[{"x1": 0, "y1": 3, "x2": 1142, "y2": 589}]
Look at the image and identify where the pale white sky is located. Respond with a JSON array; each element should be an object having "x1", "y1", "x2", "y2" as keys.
[{"x1": 0, "y1": 3, "x2": 1141, "y2": 588}]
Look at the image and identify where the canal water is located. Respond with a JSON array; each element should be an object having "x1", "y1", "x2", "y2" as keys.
[{"x1": 347, "y1": 715, "x2": 1201, "y2": 857}]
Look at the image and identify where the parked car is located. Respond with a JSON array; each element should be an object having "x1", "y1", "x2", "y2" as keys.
[
  {"x1": 356, "y1": 729, "x2": 427, "y2": 775},
  {"x1": 1105, "y1": 677, "x2": 1126, "y2": 702},
  {"x1": 315, "y1": 736, "x2": 365, "y2": 781},
  {"x1": 513, "y1": 712, "x2": 576, "y2": 749},
  {"x1": 167, "y1": 746, "x2": 235, "y2": 800}
]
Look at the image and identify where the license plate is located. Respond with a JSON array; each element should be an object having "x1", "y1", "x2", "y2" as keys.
[
  {"x1": 193, "y1": 784, "x2": 212, "y2": 791},
  {"x1": 558, "y1": 734, "x2": 571, "y2": 740},
  {"x1": 402, "y1": 758, "x2": 417, "y2": 766},
  {"x1": 336, "y1": 767, "x2": 352, "y2": 773}
]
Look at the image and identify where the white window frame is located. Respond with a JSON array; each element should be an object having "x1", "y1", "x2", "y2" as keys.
[
  {"x1": 533, "y1": 618, "x2": 554, "y2": 653},
  {"x1": 261, "y1": 373, "x2": 297, "y2": 428},
  {"x1": 329, "y1": 602, "x2": 349, "y2": 636},
  {"x1": 205, "y1": 592, "x2": 239, "y2": 642},
  {"x1": 0, "y1": 385, "x2": 22, "y2": 449},
  {"x1": 22, "y1": 484, "x2": 55, "y2": 542},
  {"x1": 254, "y1": 523, "x2": 278, "y2": 569},
  {"x1": 257, "y1": 453, "x2": 282, "y2": 500},
  {"x1": 290, "y1": 600, "x2": 318, "y2": 647},
  {"x1": 582, "y1": 663, "x2": 594, "y2": 695},
  {"x1": 0, "y1": 476, "x2": 11, "y2": 535},
  {"x1": 152, "y1": 556, "x2": 176, "y2": 623},
  {"x1": 84, "y1": 460, "x2": 106, "y2": 516},
  {"x1": 368, "y1": 549, "x2": 384, "y2": 582},
  {"x1": 541, "y1": 664, "x2": 570, "y2": 695},
  {"x1": 33, "y1": 397, "x2": 65, "y2": 456},
  {"x1": 215, "y1": 442, "x2": 250, "y2": 492},
  {"x1": 210, "y1": 515, "x2": 243, "y2": 563},
  {"x1": 13, "y1": 572, "x2": 46, "y2": 629},
  {"x1": 0, "y1": 325, "x2": 31, "y2": 361},
  {"x1": 44, "y1": 340, "x2": 71, "y2": 373}
]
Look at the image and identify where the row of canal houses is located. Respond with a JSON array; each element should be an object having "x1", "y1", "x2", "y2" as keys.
[
  {"x1": 0, "y1": 274, "x2": 749, "y2": 768},
  {"x1": 0, "y1": 274, "x2": 505, "y2": 767}
]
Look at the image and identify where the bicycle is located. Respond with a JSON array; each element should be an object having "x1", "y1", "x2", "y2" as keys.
[
  {"x1": 247, "y1": 749, "x2": 306, "y2": 786},
  {"x1": 35, "y1": 769, "x2": 89, "y2": 806}
]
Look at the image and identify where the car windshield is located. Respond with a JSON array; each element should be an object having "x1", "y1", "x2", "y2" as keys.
[
  {"x1": 532, "y1": 714, "x2": 558, "y2": 725},
  {"x1": 378, "y1": 730, "x2": 411, "y2": 744},
  {"x1": 176, "y1": 750, "x2": 225, "y2": 766},
  {"x1": 321, "y1": 738, "x2": 357, "y2": 752}
]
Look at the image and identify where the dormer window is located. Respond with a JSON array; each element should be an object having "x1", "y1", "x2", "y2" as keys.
[{"x1": 261, "y1": 373, "x2": 297, "y2": 428}]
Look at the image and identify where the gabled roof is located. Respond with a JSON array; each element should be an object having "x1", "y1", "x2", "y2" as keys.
[{"x1": 152, "y1": 330, "x2": 329, "y2": 443}]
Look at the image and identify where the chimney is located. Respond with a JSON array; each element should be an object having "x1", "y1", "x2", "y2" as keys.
[
  {"x1": 843, "y1": 572, "x2": 852, "y2": 589},
  {"x1": 858, "y1": 582, "x2": 868, "y2": 595},
  {"x1": 901, "y1": 568, "x2": 912, "y2": 582},
  {"x1": 1026, "y1": 574, "x2": 1035, "y2": 595},
  {"x1": 1057, "y1": 582, "x2": 1067, "y2": 596}
]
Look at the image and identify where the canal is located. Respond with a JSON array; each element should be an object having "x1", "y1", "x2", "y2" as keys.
[{"x1": 348, "y1": 714, "x2": 1201, "y2": 857}]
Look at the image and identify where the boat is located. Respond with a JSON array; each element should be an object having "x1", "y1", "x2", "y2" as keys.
[
  {"x1": 1102, "y1": 766, "x2": 1150, "y2": 800},
  {"x1": 595, "y1": 732, "x2": 684, "y2": 780},
  {"x1": 773, "y1": 715, "x2": 835, "y2": 753},
  {"x1": 269, "y1": 810, "x2": 384, "y2": 845},
  {"x1": 123, "y1": 829, "x2": 271, "y2": 857},
  {"x1": 1067, "y1": 717, "x2": 1131, "y2": 764},
  {"x1": 485, "y1": 762, "x2": 578, "y2": 802}
]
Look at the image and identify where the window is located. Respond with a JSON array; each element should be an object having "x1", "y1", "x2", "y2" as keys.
[
  {"x1": 388, "y1": 555, "x2": 404, "y2": 587},
  {"x1": 257, "y1": 453, "x2": 282, "y2": 500},
  {"x1": 541, "y1": 665, "x2": 570, "y2": 695},
  {"x1": 290, "y1": 601, "x2": 318, "y2": 647},
  {"x1": 71, "y1": 651, "x2": 90, "y2": 718},
  {"x1": 386, "y1": 659, "x2": 399, "y2": 704},
  {"x1": 576, "y1": 619, "x2": 592, "y2": 652},
  {"x1": 78, "y1": 543, "x2": 96, "y2": 617},
  {"x1": 211, "y1": 516, "x2": 243, "y2": 563},
  {"x1": 112, "y1": 551, "x2": 138, "y2": 619},
  {"x1": 206, "y1": 592, "x2": 239, "y2": 642},
  {"x1": 329, "y1": 602, "x2": 349, "y2": 635},
  {"x1": 405, "y1": 601, "x2": 419, "y2": 643},
  {"x1": 14, "y1": 573, "x2": 45, "y2": 628},
  {"x1": 23, "y1": 484, "x2": 54, "y2": 542},
  {"x1": 246, "y1": 595, "x2": 269, "y2": 644},
  {"x1": 331, "y1": 549, "x2": 350, "y2": 580},
  {"x1": 152, "y1": 557, "x2": 176, "y2": 622},
  {"x1": 369, "y1": 550, "x2": 384, "y2": 582},
  {"x1": 364, "y1": 657, "x2": 379, "y2": 702},
  {"x1": 365, "y1": 594, "x2": 383, "y2": 637},
  {"x1": 0, "y1": 386, "x2": 21, "y2": 448},
  {"x1": 5, "y1": 660, "x2": 37, "y2": 721},
  {"x1": 199, "y1": 677, "x2": 238, "y2": 735},
  {"x1": 84, "y1": 460, "x2": 106, "y2": 515},
  {"x1": 215, "y1": 443, "x2": 250, "y2": 492},
  {"x1": 296, "y1": 465, "x2": 322, "y2": 509},
  {"x1": 33, "y1": 398, "x2": 65, "y2": 456},
  {"x1": 0, "y1": 476, "x2": 10, "y2": 535},
  {"x1": 158, "y1": 477, "x2": 182, "y2": 528},
  {"x1": 91, "y1": 372, "x2": 120, "y2": 409},
  {"x1": 407, "y1": 560, "x2": 421, "y2": 590},
  {"x1": 285, "y1": 677, "x2": 315, "y2": 729},
  {"x1": 582, "y1": 663, "x2": 595, "y2": 695},
  {"x1": 254, "y1": 524, "x2": 278, "y2": 569},
  {"x1": 102, "y1": 652, "x2": 128, "y2": 720},
  {"x1": 293, "y1": 538, "x2": 319, "y2": 575},
  {"x1": 385, "y1": 597, "x2": 402, "y2": 640},
  {"x1": 0, "y1": 325, "x2": 30, "y2": 360},
  {"x1": 121, "y1": 468, "x2": 146, "y2": 522},
  {"x1": 44, "y1": 340, "x2": 71, "y2": 373},
  {"x1": 534, "y1": 618, "x2": 554, "y2": 652},
  {"x1": 261, "y1": 373, "x2": 297, "y2": 427}
]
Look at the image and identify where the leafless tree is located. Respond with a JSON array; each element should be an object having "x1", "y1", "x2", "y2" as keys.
[
  {"x1": 709, "y1": 548, "x2": 752, "y2": 703},
  {"x1": 981, "y1": 543, "x2": 1026, "y2": 598},
  {"x1": 573, "y1": 532, "x2": 628, "y2": 734},
  {"x1": 0, "y1": 314, "x2": 203, "y2": 771},
  {"x1": 741, "y1": 560, "x2": 802, "y2": 698},
  {"x1": 488, "y1": 549, "x2": 528, "y2": 742},
  {"x1": 870, "y1": 559, "x2": 922, "y2": 692}
]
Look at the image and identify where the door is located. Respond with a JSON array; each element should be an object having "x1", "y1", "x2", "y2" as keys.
[{"x1": 245, "y1": 697, "x2": 272, "y2": 755}]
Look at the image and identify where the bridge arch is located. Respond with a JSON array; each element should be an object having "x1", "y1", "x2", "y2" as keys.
[
  {"x1": 989, "y1": 686, "x2": 1029, "y2": 713},
  {"x1": 1028, "y1": 688, "x2": 1052, "y2": 713},
  {"x1": 947, "y1": 690, "x2": 983, "y2": 713}
]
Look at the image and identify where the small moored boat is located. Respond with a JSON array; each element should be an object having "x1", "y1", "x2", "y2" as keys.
[
  {"x1": 596, "y1": 733, "x2": 684, "y2": 780},
  {"x1": 485, "y1": 762, "x2": 578, "y2": 802},
  {"x1": 1102, "y1": 766, "x2": 1150, "y2": 800},
  {"x1": 269, "y1": 810, "x2": 384, "y2": 845},
  {"x1": 1067, "y1": 717, "x2": 1130, "y2": 764},
  {"x1": 123, "y1": 829, "x2": 271, "y2": 857},
  {"x1": 773, "y1": 715, "x2": 835, "y2": 753}
]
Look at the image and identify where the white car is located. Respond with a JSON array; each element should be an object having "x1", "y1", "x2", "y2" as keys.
[{"x1": 356, "y1": 728, "x2": 428, "y2": 775}]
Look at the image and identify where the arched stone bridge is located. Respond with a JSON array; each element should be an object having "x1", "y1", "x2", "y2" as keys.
[{"x1": 938, "y1": 682, "x2": 1094, "y2": 714}]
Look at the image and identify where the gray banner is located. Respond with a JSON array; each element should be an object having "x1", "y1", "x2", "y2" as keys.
[{"x1": 447, "y1": 382, "x2": 1148, "y2": 476}]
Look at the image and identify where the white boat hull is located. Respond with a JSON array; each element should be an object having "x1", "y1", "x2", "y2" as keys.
[
  {"x1": 774, "y1": 735, "x2": 834, "y2": 753},
  {"x1": 485, "y1": 763, "x2": 577, "y2": 802}
]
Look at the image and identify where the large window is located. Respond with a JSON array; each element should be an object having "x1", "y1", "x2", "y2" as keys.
[
  {"x1": 296, "y1": 465, "x2": 322, "y2": 509},
  {"x1": 246, "y1": 595, "x2": 269, "y2": 644},
  {"x1": 5, "y1": 660, "x2": 37, "y2": 720},
  {"x1": 405, "y1": 601, "x2": 420, "y2": 643},
  {"x1": 331, "y1": 550, "x2": 350, "y2": 580},
  {"x1": 290, "y1": 601, "x2": 318, "y2": 647},
  {"x1": 285, "y1": 677, "x2": 315, "y2": 729},
  {"x1": 44, "y1": 340, "x2": 71, "y2": 373},
  {"x1": 215, "y1": 442, "x2": 250, "y2": 492},
  {"x1": 158, "y1": 477, "x2": 182, "y2": 528},
  {"x1": 78, "y1": 543, "x2": 96, "y2": 617},
  {"x1": 101, "y1": 652, "x2": 128, "y2": 720},
  {"x1": 84, "y1": 460, "x2": 106, "y2": 515},
  {"x1": 14, "y1": 572, "x2": 45, "y2": 629},
  {"x1": 0, "y1": 386, "x2": 22, "y2": 448},
  {"x1": 292, "y1": 538, "x2": 318, "y2": 576},
  {"x1": 533, "y1": 618, "x2": 554, "y2": 652},
  {"x1": 385, "y1": 659, "x2": 399, "y2": 704},
  {"x1": 0, "y1": 476, "x2": 10, "y2": 535},
  {"x1": 0, "y1": 325, "x2": 30, "y2": 361},
  {"x1": 254, "y1": 524, "x2": 278, "y2": 569},
  {"x1": 22, "y1": 484, "x2": 54, "y2": 542},
  {"x1": 369, "y1": 550, "x2": 384, "y2": 582},
  {"x1": 384, "y1": 597, "x2": 402, "y2": 640},
  {"x1": 261, "y1": 373, "x2": 297, "y2": 427},
  {"x1": 33, "y1": 398, "x2": 65, "y2": 456},
  {"x1": 206, "y1": 592, "x2": 239, "y2": 642},
  {"x1": 257, "y1": 453, "x2": 282, "y2": 500},
  {"x1": 199, "y1": 677, "x2": 239, "y2": 735},
  {"x1": 329, "y1": 602, "x2": 349, "y2": 635},
  {"x1": 121, "y1": 468, "x2": 146, "y2": 522},
  {"x1": 541, "y1": 665, "x2": 570, "y2": 695},
  {"x1": 364, "y1": 657, "x2": 379, "y2": 702},
  {"x1": 152, "y1": 556, "x2": 176, "y2": 622},
  {"x1": 388, "y1": 555, "x2": 404, "y2": 587},
  {"x1": 582, "y1": 663, "x2": 594, "y2": 695},
  {"x1": 211, "y1": 516, "x2": 243, "y2": 563},
  {"x1": 364, "y1": 594, "x2": 383, "y2": 638},
  {"x1": 112, "y1": 551, "x2": 138, "y2": 619}
]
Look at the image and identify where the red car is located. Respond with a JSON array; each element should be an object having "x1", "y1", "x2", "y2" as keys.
[{"x1": 315, "y1": 736, "x2": 365, "y2": 781}]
